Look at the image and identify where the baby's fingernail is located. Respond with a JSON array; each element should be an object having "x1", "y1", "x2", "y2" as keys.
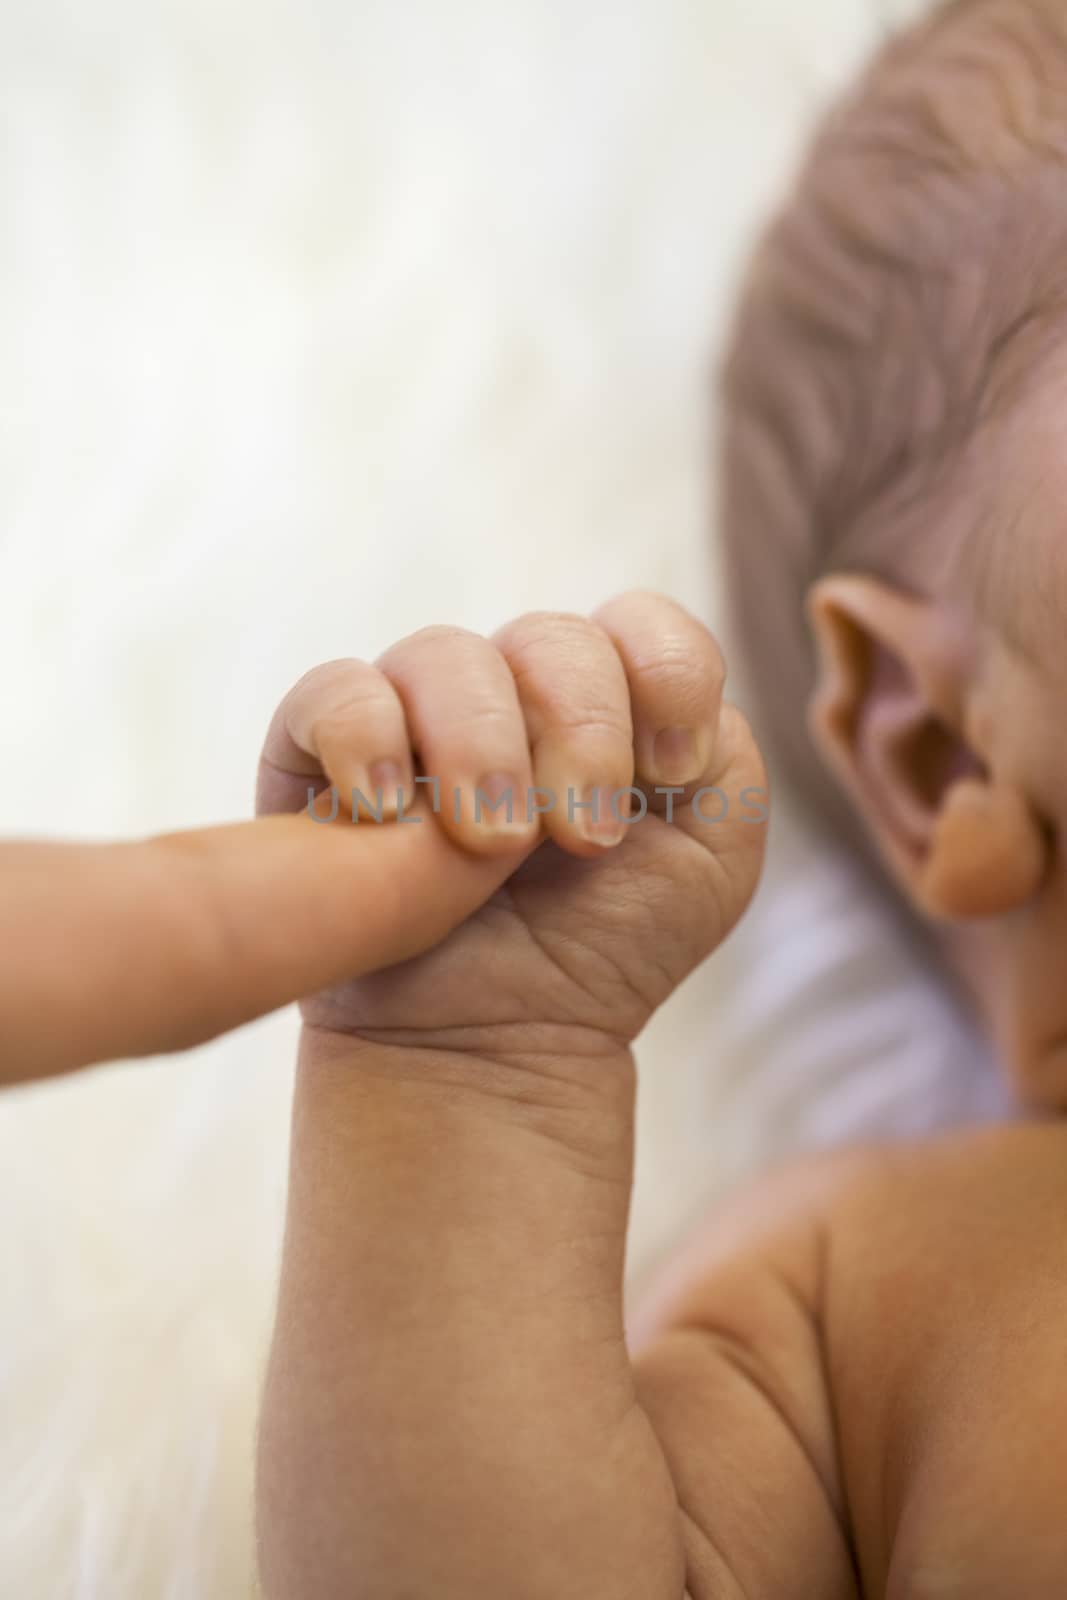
[
  {"x1": 580, "y1": 784, "x2": 629, "y2": 847},
  {"x1": 474, "y1": 772, "x2": 524, "y2": 830},
  {"x1": 652, "y1": 726, "x2": 702, "y2": 786},
  {"x1": 367, "y1": 760, "x2": 406, "y2": 816}
]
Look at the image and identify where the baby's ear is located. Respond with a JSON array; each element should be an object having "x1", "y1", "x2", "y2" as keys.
[{"x1": 805, "y1": 574, "x2": 1048, "y2": 921}]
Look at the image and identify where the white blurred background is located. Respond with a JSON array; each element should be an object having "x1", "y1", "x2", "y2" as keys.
[{"x1": 0, "y1": 2, "x2": 941, "y2": 1593}]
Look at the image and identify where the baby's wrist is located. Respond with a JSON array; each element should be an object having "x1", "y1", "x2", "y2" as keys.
[{"x1": 297, "y1": 1019, "x2": 636, "y2": 1182}]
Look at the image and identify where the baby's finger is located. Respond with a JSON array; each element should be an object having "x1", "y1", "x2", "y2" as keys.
[
  {"x1": 492, "y1": 611, "x2": 634, "y2": 855},
  {"x1": 375, "y1": 627, "x2": 537, "y2": 856},
  {"x1": 591, "y1": 592, "x2": 725, "y2": 789},
  {"x1": 256, "y1": 659, "x2": 414, "y2": 821}
]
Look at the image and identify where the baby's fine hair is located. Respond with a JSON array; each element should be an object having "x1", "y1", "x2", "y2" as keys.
[
  {"x1": 719, "y1": 0, "x2": 1067, "y2": 862},
  {"x1": 693, "y1": 0, "x2": 1065, "y2": 1157}
]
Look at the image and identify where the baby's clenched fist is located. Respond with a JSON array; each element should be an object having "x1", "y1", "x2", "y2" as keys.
[{"x1": 257, "y1": 592, "x2": 768, "y2": 1049}]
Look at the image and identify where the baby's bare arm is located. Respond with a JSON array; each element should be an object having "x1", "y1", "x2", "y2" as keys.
[
  {"x1": 630, "y1": 1154, "x2": 870, "y2": 1597},
  {"x1": 253, "y1": 598, "x2": 860, "y2": 1598},
  {"x1": 257, "y1": 1033, "x2": 860, "y2": 1600}
]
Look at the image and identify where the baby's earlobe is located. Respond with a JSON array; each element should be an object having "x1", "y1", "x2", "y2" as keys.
[{"x1": 916, "y1": 780, "x2": 1051, "y2": 923}]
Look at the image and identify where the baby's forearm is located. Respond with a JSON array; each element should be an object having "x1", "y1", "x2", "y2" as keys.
[{"x1": 255, "y1": 1025, "x2": 687, "y2": 1600}]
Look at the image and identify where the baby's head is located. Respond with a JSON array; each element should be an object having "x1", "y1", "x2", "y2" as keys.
[{"x1": 720, "y1": 0, "x2": 1067, "y2": 1109}]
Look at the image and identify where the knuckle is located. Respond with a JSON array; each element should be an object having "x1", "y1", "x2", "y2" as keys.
[
  {"x1": 494, "y1": 610, "x2": 602, "y2": 660},
  {"x1": 280, "y1": 662, "x2": 394, "y2": 755},
  {"x1": 596, "y1": 586, "x2": 671, "y2": 618},
  {"x1": 595, "y1": 596, "x2": 725, "y2": 689},
  {"x1": 293, "y1": 656, "x2": 361, "y2": 684},
  {"x1": 630, "y1": 640, "x2": 722, "y2": 709},
  {"x1": 543, "y1": 706, "x2": 632, "y2": 744},
  {"x1": 312, "y1": 680, "x2": 391, "y2": 718},
  {"x1": 309, "y1": 704, "x2": 390, "y2": 750},
  {"x1": 494, "y1": 616, "x2": 628, "y2": 730},
  {"x1": 303, "y1": 683, "x2": 398, "y2": 739},
  {"x1": 434, "y1": 700, "x2": 524, "y2": 745},
  {"x1": 387, "y1": 623, "x2": 482, "y2": 659},
  {"x1": 287, "y1": 657, "x2": 369, "y2": 706},
  {"x1": 594, "y1": 589, "x2": 690, "y2": 639}
]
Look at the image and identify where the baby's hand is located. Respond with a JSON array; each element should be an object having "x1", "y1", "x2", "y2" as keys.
[{"x1": 258, "y1": 594, "x2": 768, "y2": 1051}]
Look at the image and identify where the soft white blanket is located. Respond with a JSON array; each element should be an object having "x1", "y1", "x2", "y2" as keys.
[{"x1": 0, "y1": 1, "x2": 975, "y2": 1593}]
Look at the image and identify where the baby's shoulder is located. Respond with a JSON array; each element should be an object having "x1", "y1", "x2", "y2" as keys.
[
  {"x1": 705, "y1": 1118, "x2": 1067, "y2": 1275},
  {"x1": 800, "y1": 1122, "x2": 1067, "y2": 1593},
  {"x1": 633, "y1": 1123, "x2": 1067, "y2": 1596}
]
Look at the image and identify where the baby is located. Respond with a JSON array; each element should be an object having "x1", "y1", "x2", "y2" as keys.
[{"x1": 254, "y1": 2, "x2": 1067, "y2": 1595}]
